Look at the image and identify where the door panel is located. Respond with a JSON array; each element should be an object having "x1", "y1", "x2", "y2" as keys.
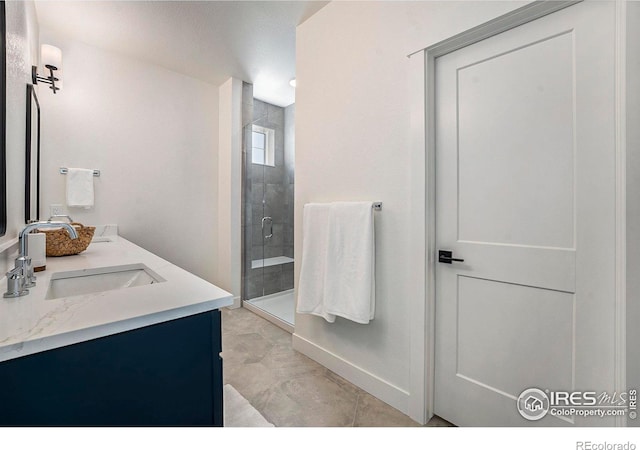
[
  {"x1": 434, "y1": 1, "x2": 615, "y2": 427},
  {"x1": 456, "y1": 276, "x2": 574, "y2": 397},
  {"x1": 457, "y1": 31, "x2": 575, "y2": 249}
]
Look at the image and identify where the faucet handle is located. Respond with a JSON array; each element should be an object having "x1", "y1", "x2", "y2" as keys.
[
  {"x1": 15, "y1": 255, "x2": 35, "y2": 288},
  {"x1": 4, "y1": 267, "x2": 29, "y2": 298}
]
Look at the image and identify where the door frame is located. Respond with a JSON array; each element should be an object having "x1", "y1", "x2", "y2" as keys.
[{"x1": 407, "y1": 0, "x2": 627, "y2": 425}]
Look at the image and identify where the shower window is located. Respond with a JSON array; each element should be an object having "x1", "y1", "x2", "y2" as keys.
[{"x1": 251, "y1": 125, "x2": 275, "y2": 166}]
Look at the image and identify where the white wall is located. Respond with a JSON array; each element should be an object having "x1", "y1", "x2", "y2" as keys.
[
  {"x1": 284, "y1": 103, "x2": 295, "y2": 182},
  {"x1": 0, "y1": 1, "x2": 39, "y2": 273},
  {"x1": 293, "y1": 0, "x2": 527, "y2": 422},
  {"x1": 627, "y1": 1, "x2": 640, "y2": 420},
  {"x1": 217, "y1": 77, "x2": 242, "y2": 305},
  {"x1": 37, "y1": 30, "x2": 220, "y2": 283}
]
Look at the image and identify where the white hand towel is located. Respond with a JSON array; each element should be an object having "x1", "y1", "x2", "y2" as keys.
[
  {"x1": 297, "y1": 203, "x2": 336, "y2": 323},
  {"x1": 66, "y1": 168, "x2": 94, "y2": 208},
  {"x1": 323, "y1": 202, "x2": 375, "y2": 324}
]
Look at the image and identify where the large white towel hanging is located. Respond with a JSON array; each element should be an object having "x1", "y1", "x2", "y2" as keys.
[{"x1": 297, "y1": 201, "x2": 376, "y2": 324}]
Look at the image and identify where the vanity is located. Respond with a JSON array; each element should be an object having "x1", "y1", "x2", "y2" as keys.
[{"x1": 0, "y1": 233, "x2": 232, "y2": 426}]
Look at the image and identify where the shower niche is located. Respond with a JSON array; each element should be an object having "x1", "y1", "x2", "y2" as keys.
[{"x1": 241, "y1": 83, "x2": 295, "y2": 331}]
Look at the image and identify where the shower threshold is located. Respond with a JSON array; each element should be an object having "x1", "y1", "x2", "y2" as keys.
[{"x1": 244, "y1": 290, "x2": 294, "y2": 333}]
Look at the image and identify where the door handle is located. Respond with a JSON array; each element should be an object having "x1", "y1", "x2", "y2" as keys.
[
  {"x1": 438, "y1": 250, "x2": 464, "y2": 264},
  {"x1": 262, "y1": 216, "x2": 273, "y2": 239}
]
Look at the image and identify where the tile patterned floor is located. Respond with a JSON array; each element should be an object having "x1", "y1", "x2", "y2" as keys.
[{"x1": 221, "y1": 307, "x2": 453, "y2": 427}]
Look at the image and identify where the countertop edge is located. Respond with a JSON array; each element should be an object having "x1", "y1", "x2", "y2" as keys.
[
  {"x1": 0, "y1": 236, "x2": 234, "y2": 363},
  {"x1": 0, "y1": 295, "x2": 233, "y2": 363}
]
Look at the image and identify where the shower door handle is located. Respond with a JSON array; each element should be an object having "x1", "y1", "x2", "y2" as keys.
[{"x1": 262, "y1": 216, "x2": 273, "y2": 239}]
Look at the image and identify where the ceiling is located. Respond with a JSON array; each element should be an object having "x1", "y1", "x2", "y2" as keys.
[{"x1": 34, "y1": 1, "x2": 329, "y2": 107}]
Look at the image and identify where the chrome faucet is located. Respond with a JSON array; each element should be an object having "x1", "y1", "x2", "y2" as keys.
[{"x1": 3, "y1": 221, "x2": 78, "y2": 298}]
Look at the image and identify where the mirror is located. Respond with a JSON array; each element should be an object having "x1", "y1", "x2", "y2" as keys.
[
  {"x1": 25, "y1": 84, "x2": 40, "y2": 223},
  {"x1": 0, "y1": 1, "x2": 6, "y2": 235}
]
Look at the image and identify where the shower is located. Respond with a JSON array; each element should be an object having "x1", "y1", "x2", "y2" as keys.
[{"x1": 241, "y1": 83, "x2": 295, "y2": 331}]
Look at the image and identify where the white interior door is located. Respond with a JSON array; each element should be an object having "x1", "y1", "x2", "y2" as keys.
[{"x1": 434, "y1": 1, "x2": 616, "y2": 427}]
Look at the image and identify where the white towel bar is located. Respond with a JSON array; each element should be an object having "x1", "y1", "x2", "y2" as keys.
[{"x1": 59, "y1": 167, "x2": 100, "y2": 177}]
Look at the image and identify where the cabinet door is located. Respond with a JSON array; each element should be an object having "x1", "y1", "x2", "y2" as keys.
[{"x1": 0, "y1": 310, "x2": 223, "y2": 426}]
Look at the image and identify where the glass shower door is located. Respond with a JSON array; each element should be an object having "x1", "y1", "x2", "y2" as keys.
[
  {"x1": 243, "y1": 97, "x2": 295, "y2": 329},
  {"x1": 250, "y1": 127, "x2": 267, "y2": 300}
]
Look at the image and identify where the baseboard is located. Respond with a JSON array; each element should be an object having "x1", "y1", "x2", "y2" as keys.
[
  {"x1": 292, "y1": 333, "x2": 410, "y2": 416},
  {"x1": 229, "y1": 296, "x2": 241, "y2": 309}
]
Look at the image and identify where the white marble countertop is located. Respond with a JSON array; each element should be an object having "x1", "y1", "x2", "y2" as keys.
[{"x1": 0, "y1": 235, "x2": 233, "y2": 362}]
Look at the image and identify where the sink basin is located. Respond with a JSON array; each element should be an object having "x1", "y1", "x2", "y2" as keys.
[{"x1": 45, "y1": 263, "x2": 165, "y2": 300}]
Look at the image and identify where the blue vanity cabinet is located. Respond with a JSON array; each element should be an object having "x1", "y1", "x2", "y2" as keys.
[{"x1": 0, "y1": 310, "x2": 223, "y2": 426}]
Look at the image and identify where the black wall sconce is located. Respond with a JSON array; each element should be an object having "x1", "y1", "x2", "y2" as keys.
[{"x1": 31, "y1": 44, "x2": 62, "y2": 94}]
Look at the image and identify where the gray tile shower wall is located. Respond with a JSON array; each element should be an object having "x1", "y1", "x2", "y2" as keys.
[
  {"x1": 241, "y1": 83, "x2": 254, "y2": 301},
  {"x1": 243, "y1": 98, "x2": 295, "y2": 299}
]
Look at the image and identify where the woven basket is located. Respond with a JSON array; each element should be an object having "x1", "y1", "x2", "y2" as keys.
[{"x1": 39, "y1": 222, "x2": 95, "y2": 257}]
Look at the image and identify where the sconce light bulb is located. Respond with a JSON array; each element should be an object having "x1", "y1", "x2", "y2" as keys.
[{"x1": 41, "y1": 45, "x2": 62, "y2": 73}]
